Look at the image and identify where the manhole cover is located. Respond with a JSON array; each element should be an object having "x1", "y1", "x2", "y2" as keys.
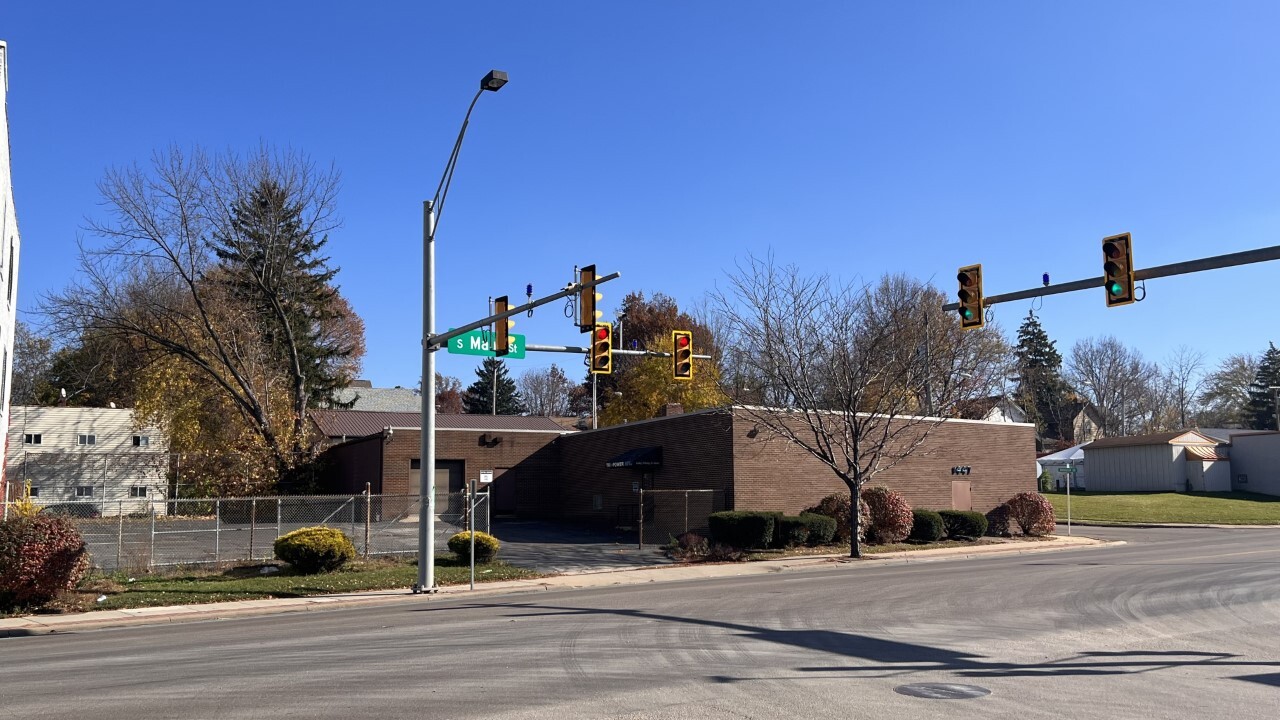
[{"x1": 894, "y1": 683, "x2": 991, "y2": 699}]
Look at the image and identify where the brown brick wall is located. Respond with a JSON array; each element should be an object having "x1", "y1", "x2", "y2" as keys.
[
  {"x1": 324, "y1": 428, "x2": 565, "y2": 516},
  {"x1": 556, "y1": 411, "x2": 735, "y2": 524},
  {"x1": 324, "y1": 434, "x2": 383, "y2": 494},
  {"x1": 730, "y1": 413, "x2": 1037, "y2": 514}
]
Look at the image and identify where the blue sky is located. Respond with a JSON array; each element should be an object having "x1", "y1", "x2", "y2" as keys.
[{"x1": 5, "y1": 1, "x2": 1279, "y2": 389}]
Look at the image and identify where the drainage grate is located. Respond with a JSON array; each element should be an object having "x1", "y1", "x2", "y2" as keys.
[{"x1": 893, "y1": 683, "x2": 991, "y2": 700}]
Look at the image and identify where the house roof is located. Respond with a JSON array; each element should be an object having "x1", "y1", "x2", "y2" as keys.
[
  {"x1": 325, "y1": 386, "x2": 423, "y2": 412},
  {"x1": 1196, "y1": 428, "x2": 1276, "y2": 443},
  {"x1": 953, "y1": 395, "x2": 1017, "y2": 421},
  {"x1": 1084, "y1": 430, "x2": 1220, "y2": 450},
  {"x1": 310, "y1": 410, "x2": 570, "y2": 438}
]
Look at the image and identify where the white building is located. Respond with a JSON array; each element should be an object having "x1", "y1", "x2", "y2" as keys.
[
  {"x1": 0, "y1": 42, "x2": 23, "y2": 502},
  {"x1": 1227, "y1": 431, "x2": 1280, "y2": 496},
  {"x1": 6, "y1": 406, "x2": 169, "y2": 515},
  {"x1": 1083, "y1": 430, "x2": 1230, "y2": 493}
]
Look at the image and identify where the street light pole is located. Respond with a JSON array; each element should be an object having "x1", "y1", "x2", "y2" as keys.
[{"x1": 415, "y1": 70, "x2": 508, "y2": 594}]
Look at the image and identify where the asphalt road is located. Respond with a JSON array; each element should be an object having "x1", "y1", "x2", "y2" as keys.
[{"x1": 3, "y1": 526, "x2": 1278, "y2": 719}]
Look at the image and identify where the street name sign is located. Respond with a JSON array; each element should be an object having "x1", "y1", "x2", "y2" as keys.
[{"x1": 446, "y1": 329, "x2": 526, "y2": 359}]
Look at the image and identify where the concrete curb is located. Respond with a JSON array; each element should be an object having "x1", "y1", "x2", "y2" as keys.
[
  {"x1": 1059, "y1": 521, "x2": 1280, "y2": 529},
  {"x1": 0, "y1": 535, "x2": 1119, "y2": 637}
]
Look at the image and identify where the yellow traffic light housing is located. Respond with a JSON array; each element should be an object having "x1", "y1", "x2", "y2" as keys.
[
  {"x1": 579, "y1": 265, "x2": 603, "y2": 331},
  {"x1": 494, "y1": 296, "x2": 512, "y2": 356},
  {"x1": 672, "y1": 330, "x2": 693, "y2": 381},
  {"x1": 956, "y1": 264, "x2": 984, "y2": 330},
  {"x1": 1102, "y1": 232, "x2": 1135, "y2": 307},
  {"x1": 590, "y1": 322, "x2": 612, "y2": 375}
]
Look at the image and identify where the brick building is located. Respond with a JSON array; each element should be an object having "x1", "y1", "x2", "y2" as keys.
[
  {"x1": 313, "y1": 411, "x2": 568, "y2": 516},
  {"x1": 557, "y1": 407, "x2": 1037, "y2": 526},
  {"x1": 316, "y1": 406, "x2": 1036, "y2": 524}
]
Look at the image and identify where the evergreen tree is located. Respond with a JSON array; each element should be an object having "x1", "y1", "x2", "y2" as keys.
[
  {"x1": 1013, "y1": 312, "x2": 1072, "y2": 445},
  {"x1": 1245, "y1": 342, "x2": 1280, "y2": 430},
  {"x1": 211, "y1": 178, "x2": 357, "y2": 410},
  {"x1": 463, "y1": 358, "x2": 526, "y2": 415}
]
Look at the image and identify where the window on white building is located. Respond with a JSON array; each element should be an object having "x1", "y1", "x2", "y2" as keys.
[
  {"x1": 28, "y1": 487, "x2": 39, "y2": 497},
  {"x1": 133, "y1": 435, "x2": 150, "y2": 447},
  {"x1": 75, "y1": 486, "x2": 94, "y2": 497},
  {"x1": 78, "y1": 434, "x2": 97, "y2": 446},
  {"x1": 129, "y1": 486, "x2": 148, "y2": 498},
  {"x1": 23, "y1": 433, "x2": 41, "y2": 445}
]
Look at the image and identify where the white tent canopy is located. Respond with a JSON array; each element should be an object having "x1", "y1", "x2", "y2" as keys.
[{"x1": 1039, "y1": 442, "x2": 1087, "y2": 488}]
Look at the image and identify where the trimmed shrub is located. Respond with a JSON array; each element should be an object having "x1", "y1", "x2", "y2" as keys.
[
  {"x1": 776, "y1": 516, "x2": 811, "y2": 547},
  {"x1": 861, "y1": 486, "x2": 913, "y2": 544},
  {"x1": 448, "y1": 531, "x2": 501, "y2": 563},
  {"x1": 802, "y1": 493, "x2": 871, "y2": 544},
  {"x1": 1038, "y1": 470, "x2": 1054, "y2": 493},
  {"x1": 985, "y1": 504, "x2": 1012, "y2": 537},
  {"x1": 665, "y1": 532, "x2": 710, "y2": 561},
  {"x1": 909, "y1": 509, "x2": 946, "y2": 542},
  {"x1": 798, "y1": 513, "x2": 837, "y2": 546},
  {"x1": 1006, "y1": 492, "x2": 1057, "y2": 536},
  {"x1": 273, "y1": 526, "x2": 356, "y2": 574},
  {"x1": 708, "y1": 511, "x2": 776, "y2": 550},
  {"x1": 0, "y1": 515, "x2": 90, "y2": 609},
  {"x1": 938, "y1": 510, "x2": 988, "y2": 539}
]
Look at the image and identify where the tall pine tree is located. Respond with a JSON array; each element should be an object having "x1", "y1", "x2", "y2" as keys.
[
  {"x1": 462, "y1": 358, "x2": 527, "y2": 415},
  {"x1": 1013, "y1": 312, "x2": 1072, "y2": 447},
  {"x1": 1245, "y1": 342, "x2": 1280, "y2": 430},
  {"x1": 211, "y1": 178, "x2": 357, "y2": 412}
]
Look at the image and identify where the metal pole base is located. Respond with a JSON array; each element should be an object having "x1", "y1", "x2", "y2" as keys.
[{"x1": 411, "y1": 584, "x2": 440, "y2": 595}]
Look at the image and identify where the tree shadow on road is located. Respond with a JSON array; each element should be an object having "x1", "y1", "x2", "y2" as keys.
[{"x1": 416, "y1": 600, "x2": 1280, "y2": 683}]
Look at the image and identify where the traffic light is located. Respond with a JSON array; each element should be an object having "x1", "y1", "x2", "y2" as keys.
[
  {"x1": 956, "y1": 264, "x2": 984, "y2": 330},
  {"x1": 590, "y1": 322, "x2": 612, "y2": 375},
  {"x1": 493, "y1": 296, "x2": 512, "y2": 356},
  {"x1": 1102, "y1": 232, "x2": 1135, "y2": 307},
  {"x1": 672, "y1": 330, "x2": 693, "y2": 381},
  {"x1": 579, "y1": 265, "x2": 603, "y2": 331}
]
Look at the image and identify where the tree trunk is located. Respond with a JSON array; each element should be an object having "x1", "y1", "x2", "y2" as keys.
[{"x1": 848, "y1": 482, "x2": 862, "y2": 559}]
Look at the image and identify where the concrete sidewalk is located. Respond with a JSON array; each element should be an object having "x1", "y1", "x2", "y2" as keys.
[{"x1": 0, "y1": 534, "x2": 1115, "y2": 637}]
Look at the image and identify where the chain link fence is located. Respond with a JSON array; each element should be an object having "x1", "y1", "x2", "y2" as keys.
[
  {"x1": 1, "y1": 492, "x2": 489, "y2": 572},
  {"x1": 636, "y1": 489, "x2": 727, "y2": 548}
]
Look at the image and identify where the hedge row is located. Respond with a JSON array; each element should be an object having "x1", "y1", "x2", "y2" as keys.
[{"x1": 707, "y1": 511, "x2": 836, "y2": 549}]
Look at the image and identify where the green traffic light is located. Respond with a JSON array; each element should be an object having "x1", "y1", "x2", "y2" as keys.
[
  {"x1": 961, "y1": 307, "x2": 974, "y2": 320},
  {"x1": 1109, "y1": 282, "x2": 1123, "y2": 296}
]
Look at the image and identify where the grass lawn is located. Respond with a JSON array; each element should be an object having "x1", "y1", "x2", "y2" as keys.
[
  {"x1": 1046, "y1": 490, "x2": 1280, "y2": 525},
  {"x1": 35, "y1": 556, "x2": 546, "y2": 615}
]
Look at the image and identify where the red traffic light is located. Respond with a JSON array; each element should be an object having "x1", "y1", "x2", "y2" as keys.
[
  {"x1": 672, "y1": 330, "x2": 693, "y2": 381},
  {"x1": 596, "y1": 327, "x2": 609, "y2": 340}
]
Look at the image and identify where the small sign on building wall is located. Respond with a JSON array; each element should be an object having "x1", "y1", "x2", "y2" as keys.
[{"x1": 479, "y1": 470, "x2": 494, "y2": 484}]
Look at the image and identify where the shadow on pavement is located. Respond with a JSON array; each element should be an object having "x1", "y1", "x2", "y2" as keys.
[{"x1": 490, "y1": 519, "x2": 672, "y2": 574}]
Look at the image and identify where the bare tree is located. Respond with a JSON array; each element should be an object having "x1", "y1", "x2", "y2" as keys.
[
  {"x1": 710, "y1": 257, "x2": 1009, "y2": 558},
  {"x1": 1160, "y1": 345, "x2": 1206, "y2": 429},
  {"x1": 41, "y1": 144, "x2": 359, "y2": 481},
  {"x1": 1067, "y1": 336, "x2": 1159, "y2": 436},
  {"x1": 518, "y1": 364, "x2": 574, "y2": 417}
]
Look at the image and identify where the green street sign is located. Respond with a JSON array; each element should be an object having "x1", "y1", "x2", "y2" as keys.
[{"x1": 446, "y1": 329, "x2": 526, "y2": 359}]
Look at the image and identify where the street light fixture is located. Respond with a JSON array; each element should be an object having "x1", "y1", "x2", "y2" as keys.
[{"x1": 416, "y1": 70, "x2": 508, "y2": 594}]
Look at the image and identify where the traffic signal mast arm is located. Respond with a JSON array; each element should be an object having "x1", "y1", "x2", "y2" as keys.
[
  {"x1": 428, "y1": 270, "x2": 621, "y2": 350},
  {"x1": 524, "y1": 343, "x2": 713, "y2": 360},
  {"x1": 940, "y1": 243, "x2": 1280, "y2": 311}
]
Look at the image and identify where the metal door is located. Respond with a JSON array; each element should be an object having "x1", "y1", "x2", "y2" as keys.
[{"x1": 951, "y1": 480, "x2": 972, "y2": 511}]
